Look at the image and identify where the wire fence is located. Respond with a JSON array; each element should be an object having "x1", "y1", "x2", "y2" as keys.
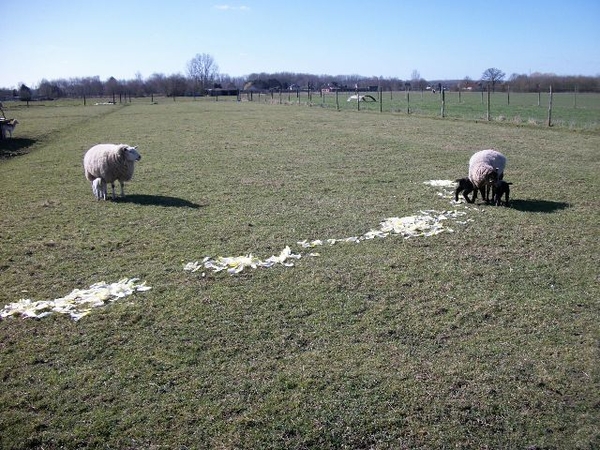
[{"x1": 240, "y1": 89, "x2": 600, "y2": 132}]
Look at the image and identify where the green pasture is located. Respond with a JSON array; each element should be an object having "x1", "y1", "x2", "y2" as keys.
[
  {"x1": 265, "y1": 90, "x2": 600, "y2": 131},
  {"x1": 0, "y1": 99, "x2": 598, "y2": 448}
]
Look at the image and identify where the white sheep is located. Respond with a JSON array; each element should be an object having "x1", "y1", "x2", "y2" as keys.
[
  {"x1": 83, "y1": 143, "x2": 141, "y2": 200},
  {"x1": 468, "y1": 149, "x2": 506, "y2": 203}
]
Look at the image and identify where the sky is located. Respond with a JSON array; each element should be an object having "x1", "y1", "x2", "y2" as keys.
[{"x1": 2, "y1": 0, "x2": 599, "y2": 89}]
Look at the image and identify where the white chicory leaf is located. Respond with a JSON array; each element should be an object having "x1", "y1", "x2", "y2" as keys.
[{"x1": 1, "y1": 278, "x2": 151, "y2": 321}]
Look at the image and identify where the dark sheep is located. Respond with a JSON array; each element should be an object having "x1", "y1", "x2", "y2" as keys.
[
  {"x1": 493, "y1": 180, "x2": 512, "y2": 206},
  {"x1": 454, "y1": 177, "x2": 475, "y2": 203}
]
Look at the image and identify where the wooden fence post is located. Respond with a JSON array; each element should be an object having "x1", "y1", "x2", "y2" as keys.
[
  {"x1": 486, "y1": 85, "x2": 491, "y2": 121},
  {"x1": 547, "y1": 85, "x2": 553, "y2": 127},
  {"x1": 441, "y1": 88, "x2": 445, "y2": 118}
]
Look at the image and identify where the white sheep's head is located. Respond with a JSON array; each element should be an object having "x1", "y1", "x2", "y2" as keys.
[{"x1": 120, "y1": 145, "x2": 141, "y2": 161}]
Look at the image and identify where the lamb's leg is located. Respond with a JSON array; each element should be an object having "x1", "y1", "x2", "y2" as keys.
[
  {"x1": 91, "y1": 183, "x2": 99, "y2": 200},
  {"x1": 111, "y1": 182, "x2": 117, "y2": 200},
  {"x1": 470, "y1": 188, "x2": 478, "y2": 203},
  {"x1": 119, "y1": 181, "x2": 125, "y2": 197},
  {"x1": 462, "y1": 186, "x2": 474, "y2": 203},
  {"x1": 478, "y1": 186, "x2": 487, "y2": 203},
  {"x1": 92, "y1": 178, "x2": 106, "y2": 200},
  {"x1": 470, "y1": 189, "x2": 477, "y2": 203}
]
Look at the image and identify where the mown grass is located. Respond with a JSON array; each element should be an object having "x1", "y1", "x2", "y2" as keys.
[{"x1": 0, "y1": 99, "x2": 599, "y2": 449}]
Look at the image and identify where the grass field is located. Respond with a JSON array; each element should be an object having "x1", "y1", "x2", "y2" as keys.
[
  {"x1": 267, "y1": 90, "x2": 600, "y2": 132},
  {"x1": 0, "y1": 98, "x2": 599, "y2": 449}
]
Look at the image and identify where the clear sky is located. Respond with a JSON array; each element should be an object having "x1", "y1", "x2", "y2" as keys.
[{"x1": 3, "y1": 0, "x2": 599, "y2": 89}]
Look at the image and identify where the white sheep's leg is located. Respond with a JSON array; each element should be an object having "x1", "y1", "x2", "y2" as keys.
[
  {"x1": 119, "y1": 181, "x2": 125, "y2": 197},
  {"x1": 111, "y1": 182, "x2": 117, "y2": 200}
]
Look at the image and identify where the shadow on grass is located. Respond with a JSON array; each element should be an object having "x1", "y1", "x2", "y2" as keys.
[
  {"x1": 0, "y1": 138, "x2": 37, "y2": 159},
  {"x1": 510, "y1": 199, "x2": 570, "y2": 213},
  {"x1": 120, "y1": 194, "x2": 205, "y2": 208}
]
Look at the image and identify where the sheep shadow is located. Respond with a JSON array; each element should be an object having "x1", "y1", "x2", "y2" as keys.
[
  {"x1": 0, "y1": 138, "x2": 37, "y2": 159},
  {"x1": 120, "y1": 194, "x2": 205, "y2": 208},
  {"x1": 510, "y1": 199, "x2": 570, "y2": 213}
]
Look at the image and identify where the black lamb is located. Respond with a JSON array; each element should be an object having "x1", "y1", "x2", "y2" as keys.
[
  {"x1": 454, "y1": 177, "x2": 475, "y2": 203},
  {"x1": 493, "y1": 180, "x2": 512, "y2": 206}
]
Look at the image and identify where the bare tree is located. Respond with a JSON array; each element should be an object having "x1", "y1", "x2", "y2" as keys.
[
  {"x1": 105, "y1": 76, "x2": 121, "y2": 101},
  {"x1": 481, "y1": 68, "x2": 506, "y2": 92},
  {"x1": 410, "y1": 70, "x2": 420, "y2": 83},
  {"x1": 187, "y1": 53, "x2": 219, "y2": 96},
  {"x1": 146, "y1": 73, "x2": 168, "y2": 96},
  {"x1": 166, "y1": 74, "x2": 188, "y2": 97},
  {"x1": 19, "y1": 84, "x2": 32, "y2": 104}
]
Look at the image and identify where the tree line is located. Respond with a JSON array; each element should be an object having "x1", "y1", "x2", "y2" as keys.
[{"x1": 1, "y1": 53, "x2": 598, "y2": 101}]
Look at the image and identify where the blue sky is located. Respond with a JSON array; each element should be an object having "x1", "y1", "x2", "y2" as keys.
[{"x1": 3, "y1": 0, "x2": 599, "y2": 89}]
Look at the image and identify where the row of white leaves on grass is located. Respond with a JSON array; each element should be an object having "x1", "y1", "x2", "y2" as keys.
[
  {"x1": 184, "y1": 180, "x2": 476, "y2": 276},
  {"x1": 1, "y1": 180, "x2": 473, "y2": 320}
]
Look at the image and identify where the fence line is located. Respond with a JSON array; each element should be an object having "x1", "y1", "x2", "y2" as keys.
[{"x1": 241, "y1": 88, "x2": 599, "y2": 131}]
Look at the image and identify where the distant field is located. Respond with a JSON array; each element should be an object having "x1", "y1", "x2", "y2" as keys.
[
  {"x1": 0, "y1": 99, "x2": 598, "y2": 448},
  {"x1": 257, "y1": 89, "x2": 600, "y2": 131}
]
